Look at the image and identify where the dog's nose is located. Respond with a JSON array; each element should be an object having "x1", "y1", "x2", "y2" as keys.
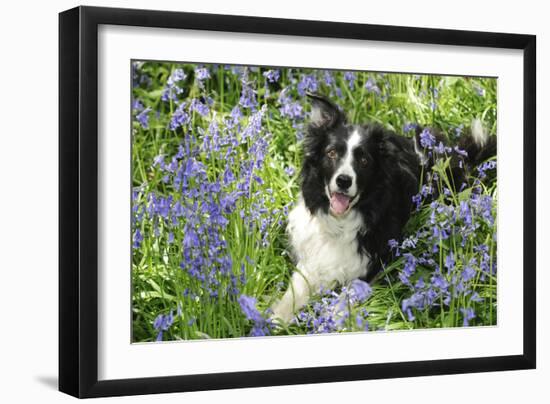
[{"x1": 336, "y1": 174, "x2": 352, "y2": 190}]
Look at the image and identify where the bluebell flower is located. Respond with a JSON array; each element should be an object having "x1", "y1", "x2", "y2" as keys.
[
  {"x1": 431, "y1": 274, "x2": 449, "y2": 291},
  {"x1": 461, "y1": 264, "x2": 476, "y2": 282},
  {"x1": 169, "y1": 102, "x2": 191, "y2": 130},
  {"x1": 195, "y1": 66, "x2": 210, "y2": 81},
  {"x1": 412, "y1": 193, "x2": 422, "y2": 210},
  {"x1": 419, "y1": 128, "x2": 436, "y2": 148},
  {"x1": 350, "y1": 279, "x2": 372, "y2": 303},
  {"x1": 189, "y1": 98, "x2": 210, "y2": 116},
  {"x1": 434, "y1": 141, "x2": 450, "y2": 154},
  {"x1": 365, "y1": 77, "x2": 381, "y2": 95},
  {"x1": 454, "y1": 146, "x2": 468, "y2": 158},
  {"x1": 344, "y1": 71, "x2": 356, "y2": 89},
  {"x1": 297, "y1": 74, "x2": 318, "y2": 96},
  {"x1": 263, "y1": 69, "x2": 280, "y2": 83},
  {"x1": 460, "y1": 307, "x2": 475, "y2": 326},
  {"x1": 238, "y1": 295, "x2": 262, "y2": 322},
  {"x1": 152, "y1": 154, "x2": 165, "y2": 169},
  {"x1": 444, "y1": 253, "x2": 455, "y2": 272},
  {"x1": 132, "y1": 229, "x2": 143, "y2": 248},
  {"x1": 153, "y1": 311, "x2": 175, "y2": 341},
  {"x1": 323, "y1": 70, "x2": 335, "y2": 86},
  {"x1": 161, "y1": 69, "x2": 186, "y2": 101},
  {"x1": 402, "y1": 236, "x2": 418, "y2": 249},
  {"x1": 238, "y1": 295, "x2": 272, "y2": 336},
  {"x1": 399, "y1": 253, "x2": 417, "y2": 285},
  {"x1": 279, "y1": 89, "x2": 304, "y2": 120},
  {"x1": 170, "y1": 68, "x2": 186, "y2": 83},
  {"x1": 132, "y1": 98, "x2": 144, "y2": 111},
  {"x1": 239, "y1": 85, "x2": 257, "y2": 109},
  {"x1": 136, "y1": 107, "x2": 151, "y2": 129},
  {"x1": 477, "y1": 160, "x2": 496, "y2": 179},
  {"x1": 403, "y1": 122, "x2": 417, "y2": 133}
]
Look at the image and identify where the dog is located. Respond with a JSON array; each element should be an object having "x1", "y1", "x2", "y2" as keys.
[{"x1": 271, "y1": 93, "x2": 496, "y2": 323}]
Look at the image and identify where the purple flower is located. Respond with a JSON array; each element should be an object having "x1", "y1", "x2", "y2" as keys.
[
  {"x1": 170, "y1": 68, "x2": 186, "y2": 84},
  {"x1": 399, "y1": 253, "x2": 417, "y2": 286},
  {"x1": 169, "y1": 102, "x2": 191, "y2": 130},
  {"x1": 189, "y1": 98, "x2": 210, "y2": 116},
  {"x1": 403, "y1": 122, "x2": 417, "y2": 133},
  {"x1": 195, "y1": 67, "x2": 210, "y2": 81},
  {"x1": 161, "y1": 69, "x2": 186, "y2": 101},
  {"x1": 344, "y1": 71, "x2": 356, "y2": 89},
  {"x1": 419, "y1": 128, "x2": 436, "y2": 148},
  {"x1": 238, "y1": 295, "x2": 263, "y2": 322},
  {"x1": 238, "y1": 294, "x2": 272, "y2": 336},
  {"x1": 153, "y1": 311, "x2": 175, "y2": 341},
  {"x1": 477, "y1": 160, "x2": 497, "y2": 179},
  {"x1": 297, "y1": 74, "x2": 318, "y2": 96},
  {"x1": 279, "y1": 89, "x2": 303, "y2": 120},
  {"x1": 323, "y1": 70, "x2": 335, "y2": 86},
  {"x1": 454, "y1": 146, "x2": 468, "y2": 158},
  {"x1": 402, "y1": 236, "x2": 418, "y2": 249},
  {"x1": 263, "y1": 69, "x2": 280, "y2": 83},
  {"x1": 365, "y1": 77, "x2": 381, "y2": 95},
  {"x1": 136, "y1": 107, "x2": 151, "y2": 129},
  {"x1": 431, "y1": 274, "x2": 449, "y2": 291},
  {"x1": 412, "y1": 193, "x2": 422, "y2": 210},
  {"x1": 434, "y1": 141, "x2": 451, "y2": 154},
  {"x1": 132, "y1": 229, "x2": 143, "y2": 248},
  {"x1": 350, "y1": 279, "x2": 372, "y2": 303},
  {"x1": 461, "y1": 264, "x2": 476, "y2": 282},
  {"x1": 402, "y1": 292, "x2": 426, "y2": 317},
  {"x1": 444, "y1": 253, "x2": 455, "y2": 272},
  {"x1": 239, "y1": 84, "x2": 257, "y2": 109},
  {"x1": 459, "y1": 200, "x2": 473, "y2": 226},
  {"x1": 132, "y1": 98, "x2": 144, "y2": 111},
  {"x1": 460, "y1": 307, "x2": 476, "y2": 326}
]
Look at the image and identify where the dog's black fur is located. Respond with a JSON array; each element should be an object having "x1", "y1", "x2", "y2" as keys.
[{"x1": 300, "y1": 94, "x2": 496, "y2": 281}]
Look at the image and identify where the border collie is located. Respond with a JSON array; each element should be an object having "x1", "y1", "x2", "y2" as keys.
[{"x1": 271, "y1": 93, "x2": 496, "y2": 323}]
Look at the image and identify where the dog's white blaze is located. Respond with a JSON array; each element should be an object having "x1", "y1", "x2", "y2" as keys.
[
  {"x1": 330, "y1": 128, "x2": 361, "y2": 195},
  {"x1": 271, "y1": 196, "x2": 369, "y2": 322}
]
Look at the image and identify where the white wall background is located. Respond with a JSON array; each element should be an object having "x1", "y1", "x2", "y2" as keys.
[{"x1": 0, "y1": 1, "x2": 545, "y2": 402}]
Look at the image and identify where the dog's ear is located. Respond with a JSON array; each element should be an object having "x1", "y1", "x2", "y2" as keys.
[{"x1": 307, "y1": 93, "x2": 344, "y2": 129}]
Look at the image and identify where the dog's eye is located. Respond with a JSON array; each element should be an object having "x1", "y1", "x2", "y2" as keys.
[
  {"x1": 327, "y1": 149, "x2": 337, "y2": 160},
  {"x1": 360, "y1": 157, "x2": 368, "y2": 166}
]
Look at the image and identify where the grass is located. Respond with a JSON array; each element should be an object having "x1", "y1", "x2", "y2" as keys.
[{"x1": 131, "y1": 61, "x2": 497, "y2": 342}]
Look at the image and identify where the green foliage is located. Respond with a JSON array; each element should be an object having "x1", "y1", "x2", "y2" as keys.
[{"x1": 131, "y1": 62, "x2": 497, "y2": 341}]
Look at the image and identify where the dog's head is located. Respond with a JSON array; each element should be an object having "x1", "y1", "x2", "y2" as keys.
[{"x1": 302, "y1": 94, "x2": 385, "y2": 217}]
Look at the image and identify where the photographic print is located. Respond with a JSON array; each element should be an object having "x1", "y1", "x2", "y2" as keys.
[
  {"x1": 131, "y1": 61, "x2": 497, "y2": 343},
  {"x1": 59, "y1": 7, "x2": 536, "y2": 396}
]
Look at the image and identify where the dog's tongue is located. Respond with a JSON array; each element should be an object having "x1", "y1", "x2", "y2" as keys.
[{"x1": 330, "y1": 193, "x2": 351, "y2": 215}]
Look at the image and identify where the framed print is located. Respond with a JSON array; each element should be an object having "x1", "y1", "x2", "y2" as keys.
[{"x1": 59, "y1": 5, "x2": 536, "y2": 398}]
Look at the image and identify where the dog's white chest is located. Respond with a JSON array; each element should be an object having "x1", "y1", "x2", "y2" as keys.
[{"x1": 287, "y1": 198, "x2": 369, "y2": 288}]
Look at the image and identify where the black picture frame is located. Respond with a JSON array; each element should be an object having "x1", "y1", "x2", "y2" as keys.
[{"x1": 59, "y1": 5, "x2": 536, "y2": 398}]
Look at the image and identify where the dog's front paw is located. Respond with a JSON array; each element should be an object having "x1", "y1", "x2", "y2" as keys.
[{"x1": 270, "y1": 302, "x2": 294, "y2": 326}]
